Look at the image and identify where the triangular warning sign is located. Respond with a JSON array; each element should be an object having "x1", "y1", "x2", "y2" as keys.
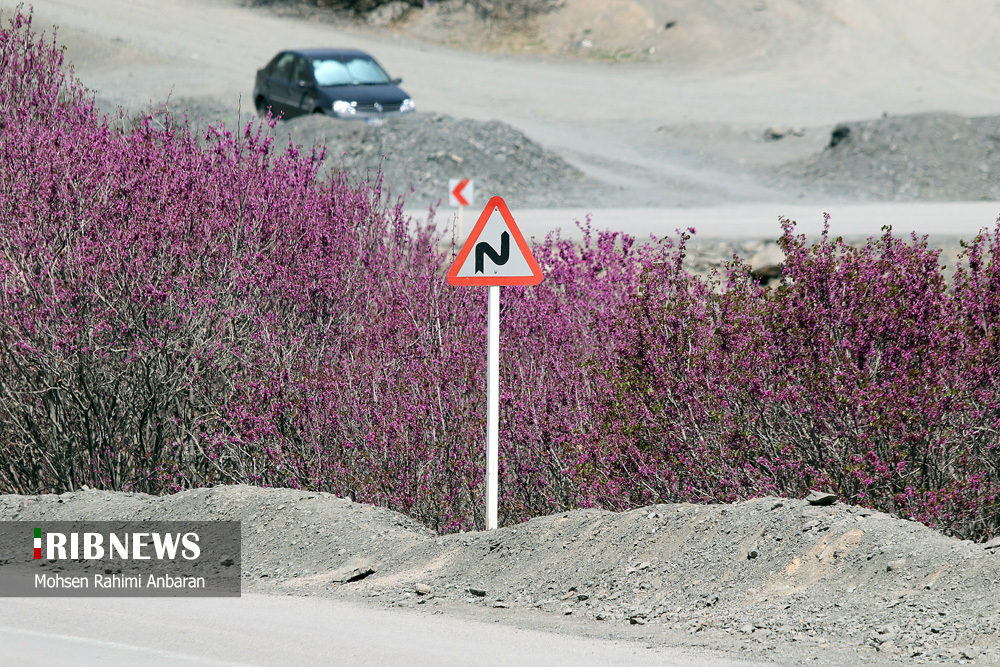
[{"x1": 447, "y1": 196, "x2": 543, "y2": 286}]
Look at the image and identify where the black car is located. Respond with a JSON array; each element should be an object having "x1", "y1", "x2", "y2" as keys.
[{"x1": 253, "y1": 48, "x2": 414, "y2": 122}]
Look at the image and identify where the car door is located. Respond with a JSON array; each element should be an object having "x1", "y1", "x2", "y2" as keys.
[
  {"x1": 264, "y1": 52, "x2": 297, "y2": 116},
  {"x1": 288, "y1": 56, "x2": 319, "y2": 115}
]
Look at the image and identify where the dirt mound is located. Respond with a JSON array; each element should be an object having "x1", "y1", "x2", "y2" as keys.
[
  {"x1": 272, "y1": 112, "x2": 607, "y2": 207},
  {"x1": 777, "y1": 112, "x2": 1000, "y2": 202},
  {"x1": 4, "y1": 486, "x2": 998, "y2": 664}
]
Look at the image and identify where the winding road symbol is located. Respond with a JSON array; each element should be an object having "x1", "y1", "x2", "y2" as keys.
[
  {"x1": 446, "y1": 197, "x2": 542, "y2": 286},
  {"x1": 475, "y1": 232, "x2": 509, "y2": 274}
]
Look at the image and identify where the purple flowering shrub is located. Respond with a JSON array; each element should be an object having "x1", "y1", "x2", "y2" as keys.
[
  {"x1": 0, "y1": 8, "x2": 628, "y2": 532},
  {"x1": 497, "y1": 224, "x2": 666, "y2": 523},
  {"x1": 0, "y1": 8, "x2": 447, "y2": 501},
  {"x1": 2, "y1": 8, "x2": 999, "y2": 538},
  {"x1": 597, "y1": 221, "x2": 1000, "y2": 539}
]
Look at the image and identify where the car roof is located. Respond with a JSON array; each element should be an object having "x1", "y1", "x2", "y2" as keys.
[{"x1": 282, "y1": 48, "x2": 375, "y2": 60}]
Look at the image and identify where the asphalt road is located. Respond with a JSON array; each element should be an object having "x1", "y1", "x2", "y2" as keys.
[
  {"x1": 427, "y1": 201, "x2": 1000, "y2": 245},
  {"x1": 0, "y1": 594, "x2": 773, "y2": 667}
]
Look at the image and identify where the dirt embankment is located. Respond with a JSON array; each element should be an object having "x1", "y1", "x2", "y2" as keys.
[{"x1": 4, "y1": 486, "x2": 998, "y2": 665}]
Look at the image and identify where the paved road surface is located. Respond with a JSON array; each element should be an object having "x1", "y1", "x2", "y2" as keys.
[
  {"x1": 426, "y1": 201, "x2": 1000, "y2": 245},
  {"x1": 0, "y1": 594, "x2": 773, "y2": 667}
]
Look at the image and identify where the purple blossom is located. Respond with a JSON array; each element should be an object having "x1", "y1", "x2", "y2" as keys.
[{"x1": 2, "y1": 8, "x2": 999, "y2": 540}]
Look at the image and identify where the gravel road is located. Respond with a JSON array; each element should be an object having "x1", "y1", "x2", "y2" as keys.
[{"x1": 14, "y1": 0, "x2": 1000, "y2": 213}]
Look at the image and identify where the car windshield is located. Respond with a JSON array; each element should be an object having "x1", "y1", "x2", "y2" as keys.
[{"x1": 312, "y1": 57, "x2": 391, "y2": 86}]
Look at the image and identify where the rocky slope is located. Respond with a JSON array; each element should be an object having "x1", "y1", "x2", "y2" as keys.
[{"x1": 270, "y1": 112, "x2": 607, "y2": 207}]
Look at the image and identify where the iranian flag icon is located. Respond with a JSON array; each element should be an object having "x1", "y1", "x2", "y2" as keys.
[{"x1": 33, "y1": 527, "x2": 41, "y2": 559}]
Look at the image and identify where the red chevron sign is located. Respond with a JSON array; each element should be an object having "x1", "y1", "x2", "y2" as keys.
[{"x1": 449, "y1": 178, "x2": 473, "y2": 207}]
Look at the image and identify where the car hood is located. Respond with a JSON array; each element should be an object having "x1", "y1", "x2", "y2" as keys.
[{"x1": 318, "y1": 84, "x2": 409, "y2": 104}]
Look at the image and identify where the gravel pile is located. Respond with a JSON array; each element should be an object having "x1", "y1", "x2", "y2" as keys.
[
  {"x1": 130, "y1": 104, "x2": 1000, "y2": 211},
  {"x1": 5, "y1": 486, "x2": 998, "y2": 665},
  {"x1": 777, "y1": 112, "x2": 1000, "y2": 202},
  {"x1": 270, "y1": 112, "x2": 607, "y2": 207}
]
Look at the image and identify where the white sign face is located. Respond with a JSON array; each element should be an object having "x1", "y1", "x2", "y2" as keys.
[
  {"x1": 447, "y1": 197, "x2": 543, "y2": 286},
  {"x1": 448, "y1": 178, "x2": 473, "y2": 207}
]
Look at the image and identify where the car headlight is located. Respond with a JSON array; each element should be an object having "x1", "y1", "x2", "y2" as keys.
[
  {"x1": 400, "y1": 98, "x2": 415, "y2": 113},
  {"x1": 332, "y1": 100, "x2": 357, "y2": 115}
]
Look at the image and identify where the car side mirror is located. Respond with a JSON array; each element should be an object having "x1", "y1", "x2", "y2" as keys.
[{"x1": 391, "y1": 77, "x2": 402, "y2": 85}]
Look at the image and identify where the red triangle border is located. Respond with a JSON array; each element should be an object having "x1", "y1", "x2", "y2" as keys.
[{"x1": 446, "y1": 196, "x2": 543, "y2": 286}]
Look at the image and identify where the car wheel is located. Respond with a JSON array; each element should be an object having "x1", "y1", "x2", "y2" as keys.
[{"x1": 254, "y1": 96, "x2": 269, "y2": 117}]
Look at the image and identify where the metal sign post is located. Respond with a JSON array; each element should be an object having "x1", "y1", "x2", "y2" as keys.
[
  {"x1": 447, "y1": 196, "x2": 543, "y2": 530},
  {"x1": 487, "y1": 285, "x2": 500, "y2": 529}
]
